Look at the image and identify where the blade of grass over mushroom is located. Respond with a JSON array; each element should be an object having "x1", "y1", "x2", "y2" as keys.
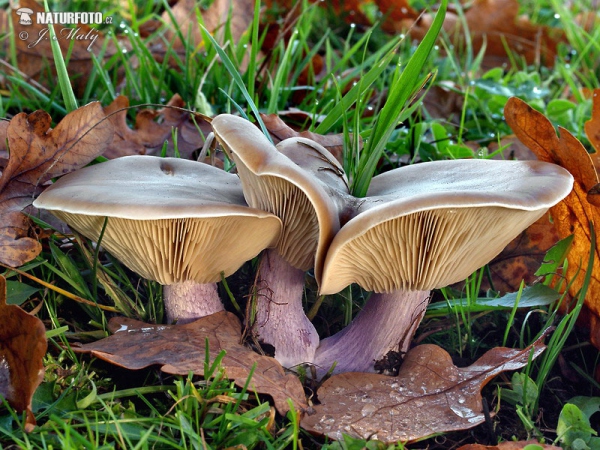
[
  {"x1": 352, "y1": 0, "x2": 448, "y2": 197},
  {"x1": 199, "y1": 24, "x2": 271, "y2": 143}
]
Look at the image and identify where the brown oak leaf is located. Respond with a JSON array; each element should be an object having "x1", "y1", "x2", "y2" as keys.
[
  {"x1": 504, "y1": 96, "x2": 600, "y2": 348},
  {"x1": 72, "y1": 311, "x2": 307, "y2": 415},
  {"x1": 0, "y1": 274, "x2": 48, "y2": 432},
  {"x1": 103, "y1": 94, "x2": 212, "y2": 160},
  {"x1": 0, "y1": 102, "x2": 114, "y2": 267},
  {"x1": 301, "y1": 338, "x2": 546, "y2": 444},
  {"x1": 261, "y1": 113, "x2": 355, "y2": 163}
]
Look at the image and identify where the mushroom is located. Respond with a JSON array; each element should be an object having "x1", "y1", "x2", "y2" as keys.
[
  {"x1": 211, "y1": 115, "x2": 350, "y2": 368},
  {"x1": 33, "y1": 155, "x2": 281, "y2": 324},
  {"x1": 16, "y1": 7, "x2": 34, "y2": 25},
  {"x1": 313, "y1": 158, "x2": 574, "y2": 375}
]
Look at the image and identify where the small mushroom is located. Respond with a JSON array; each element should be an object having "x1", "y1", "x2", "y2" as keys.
[
  {"x1": 212, "y1": 115, "x2": 350, "y2": 368},
  {"x1": 16, "y1": 7, "x2": 34, "y2": 25},
  {"x1": 33, "y1": 155, "x2": 281, "y2": 323},
  {"x1": 313, "y1": 158, "x2": 574, "y2": 375}
]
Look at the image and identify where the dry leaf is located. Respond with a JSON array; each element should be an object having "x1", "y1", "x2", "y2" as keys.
[
  {"x1": 0, "y1": 102, "x2": 114, "y2": 267},
  {"x1": 261, "y1": 113, "x2": 354, "y2": 162},
  {"x1": 0, "y1": 274, "x2": 48, "y2": 432},
  {"x1": 73, "y1": 311, "x2": 307, "y2": 415},
  {"x1": 410, "y1": 0, "x2": 563, "y2": 68},
  {"x1": 504, "y1": 96, "x2": 600, "y2": 347},
  {"x1": 4, "y1": 0, "x2": 118, "y2": 96},
  {"x1": 103, "y1": 94, "x2": 211, "y2": 159},
  {"x1": 157, "y1": 0, "x2": 254, "y2": 58},
  {"x1": 301, "y1": 339, "x2": 546, "y2": 444}
]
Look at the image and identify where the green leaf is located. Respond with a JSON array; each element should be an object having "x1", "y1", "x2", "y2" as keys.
[
  {"x1": 6, "y1": 280, "x2": 39, "y2": 305},
  {"x1": 427, "y1": 283, "x2": 559, "y2": 317},
  {"x1": 535, "y1": 235, "x2": 574, "y2": 282},
  {"x1": 546, "y1": 98, "x2": 576, "y2": 117},
  {"x1": 557, "y1": 403, "x2": 597, "y2": 447},
  {"x1": 565, "y1": 396, "x2": 600, "y2": 421},
  {"x1": 501, "y1": 372, "x2": 539, "y2": 408}
]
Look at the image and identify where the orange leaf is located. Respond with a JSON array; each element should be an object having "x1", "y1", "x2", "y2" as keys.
[
  {"x1": 505, "y1": 96, "x2": 600, "y2": 347},
  {"x1": 0, "y1": 274, "x2": 48, "y2": 432},
  {"x1": 301, "y1": 338, "x2": 547, "y2": 444},
  {"x1": 73, "y1": 312, "x2": 308, "y2": 415}
]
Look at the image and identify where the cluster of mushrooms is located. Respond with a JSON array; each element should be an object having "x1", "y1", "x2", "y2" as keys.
[{"x1": 34, "y1": 114, "x2": 574, "y2": 378}]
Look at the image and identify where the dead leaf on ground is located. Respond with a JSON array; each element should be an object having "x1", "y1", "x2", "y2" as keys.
[
  {"x1": 0, "y1": 274, "x2": 47, "y2": 432},
  {"x1": 504, "y1": 95, "x2": 600, "y2": 348},
  {"x1": 301, "y1": 338, "x2": 547, "y2": 444},
  {"x1": 410, "y1": 0, "x2": 563, "y2": 68},
  {"x1": 103, "y1": 94, "x2": 211, "y2": 160},
  {"x1": 457, "y1": 440, "x2": 562, "y2": 449},
  {"x1": 156, "y1": 0, "x2": 254, "y2": 60},
  {"x1": 0, "y1": 102, "x2": 114, "y2": 267},
  {"x1": 72, "y1": 311, "x2": 307, "y2": 415},
  {"x1": 261, "y1": 113, "x2": 356, "y2": 162},
  {"x1": 3, "y1": 0, "x2": 119, "y2": 96}
]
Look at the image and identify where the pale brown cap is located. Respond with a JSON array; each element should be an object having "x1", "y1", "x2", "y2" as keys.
[
  {"x1": 33, "y1": 155, "x2": 282, "y2": 285},
  {"x1": 212, "y1": 114, "x2": 345, "y2": 272},
  {"x1": 319, "y1": 159, "x2": 574, "y2": 295}
]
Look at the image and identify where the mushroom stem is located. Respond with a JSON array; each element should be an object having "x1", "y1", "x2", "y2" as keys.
[
  {"x1": 313, "y1": 289, "x2": 430, "y2": 376},
  {"x1": 163, "y1": 281, "x2": 224, "y2": 324},
  {"x1": 252, "y1": 248, "x2": 320, "y2": 368}
]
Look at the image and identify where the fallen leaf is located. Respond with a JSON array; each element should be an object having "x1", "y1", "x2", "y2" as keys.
[
  {"x1": 157, "y1": 0, "x2": 254, "y2": 59},
  {"x1": 0, "y1": 102, "x2": 114, "y2": 267},
  {"x1": 4, "y1": 0, "x2": 118, "y2": 96},
  {"x1": 457, "y1": 440, "x2": 562, "y2": 450},
  {"x1": 301, "y1": 339, "x2": 546, "y2": 444},
  {"x1": 0, "y1": 274, "x2": 48, "y2": 432},
  {"x1": 410, "y1": 0, "x2": 563, "y2": 68},
  {"x1": 504, "y1": 96, "x2": 600, "y2": 347},
  {"x1": 72, "y1": 311, "x2": 307, "y2": 415},
  {"x1": 103, "y1": 94, "x2": 211, "y2": 159},
  {"x1": 261, "y1": 113, "x2": 355, "y2": 162}
]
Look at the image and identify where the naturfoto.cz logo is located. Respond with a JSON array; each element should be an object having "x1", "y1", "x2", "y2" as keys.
[{"x1": 16, "y1": 8, "x2": 112, "y2": 51}]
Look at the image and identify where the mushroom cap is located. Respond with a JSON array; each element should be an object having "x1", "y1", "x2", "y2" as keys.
[
  {"x1": 212, "y1": 114, "x2": 345, "y2": 272},
  {"x1": 319, "y1": 159, "x2": 574, "y2": 295},
  {"x1": 33, "y1": 155, "x2": 282, "y2": 285}
]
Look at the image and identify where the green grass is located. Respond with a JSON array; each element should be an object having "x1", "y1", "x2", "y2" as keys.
[{"x1": 2, "y1": 0, "x2": 600, "y2": 448}]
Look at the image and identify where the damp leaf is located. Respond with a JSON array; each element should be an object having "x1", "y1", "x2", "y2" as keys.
[
  {"x1": 301, "y1": 339, "x2": 546, "y2": 444},
  {"x1": 72, "y1": 311, "x2": 307, "y2": 415}
]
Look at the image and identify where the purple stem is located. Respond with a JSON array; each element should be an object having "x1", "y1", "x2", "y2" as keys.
[
  {"x1": 252, "y1": 248, "x2": 320, "y2": 368},
  {"x1": 163, "y1": 281, "x2": 224, "y2": 324},
  {"x1": 313, "y1": 289, "x2": 430, "y2": 376}
]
